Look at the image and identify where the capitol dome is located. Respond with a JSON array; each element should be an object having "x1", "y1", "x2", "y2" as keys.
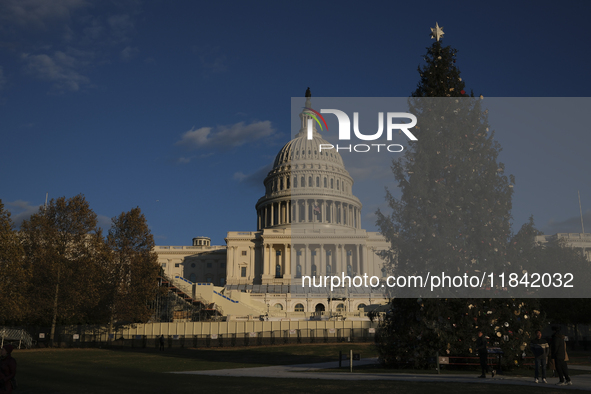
[{"x1": 255, "y1": 95, "x2": 362, "y2": 231}]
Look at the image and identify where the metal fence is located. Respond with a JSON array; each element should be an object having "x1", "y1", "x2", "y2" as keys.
[{"x1": 16, "y1": 325, "x2": 376, "y2": 349}]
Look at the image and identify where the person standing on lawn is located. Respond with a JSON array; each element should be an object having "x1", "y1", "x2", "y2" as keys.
[
  {"x1": 551, "y1": 326, "x2": 572, "y2": 386},
  {"x1": 476, "y1": 331, "x2": 494, "y2": 378},
  {"x1": 530, "y1": 330, "x2": 549, "y2": 383},
  {"x1": 0, "y1": 344, "x2": 16, "y2": 394}
]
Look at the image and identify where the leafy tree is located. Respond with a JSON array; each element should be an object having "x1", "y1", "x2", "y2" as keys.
[
  {"x1": 20, "y1": 195, "x2": 105, "y2": 343},
  {"x1": 0, "y1": 200, "x2": 29, "y2": 324},
  {"x1": 105, "y1": 207, "x2": 160, "y2": 328}
]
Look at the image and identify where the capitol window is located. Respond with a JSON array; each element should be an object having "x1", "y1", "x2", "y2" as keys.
[{"x1": 294, "y1": 303, "x2": 305, "y2": 312}]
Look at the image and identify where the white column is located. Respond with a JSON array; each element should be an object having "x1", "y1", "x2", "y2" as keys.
[
  {"x1": 249, "y1": 246, "x2": 255, "y2": 280},
  {"x1": 270, "y1": 203, "x2": 274, "y2": 226},
  {"x1": 227, "y1": 246, "x2": 235, "y2": 280},
  {"x1": 263, "y1": 243, "x2": 269, "y2": 276},
  {"x1": 355, "y1": 244, "x2": 360, "y2": 275},
  {"x1": 284, "y1": 243, "x2": 291, "y2": 279},
  {"x1": 363, "y1": 244, "x2": 369, "y2": 276},
  {"x1": 336, "y1": 243, "x2": 342, "y2": 275},
  {"x1": 319, "y1": 244, "x2": 325, "y2": 276}
]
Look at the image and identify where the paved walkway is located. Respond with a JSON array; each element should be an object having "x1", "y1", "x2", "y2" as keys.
[{"x1": 172, "y1": 358, "x2": 591, "y2": 391}]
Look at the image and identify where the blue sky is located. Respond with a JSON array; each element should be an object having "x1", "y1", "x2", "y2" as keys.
[{"x1": 1, "y1": 0, "x2": 590, "y2": 246}]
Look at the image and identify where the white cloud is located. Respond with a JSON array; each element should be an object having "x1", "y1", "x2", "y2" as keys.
[
  {"x1": 233, "y1": 172, "x2": 248, "y2": 181},
  {"x1": 4, "y1": 200, "x2": 43, "y2": 228},
  {"x1": 22, "y1": 51, "x2": 90, "y2": 91},
  {"x1": 542, "y1": 210, "x2": 591, "y2": 234},
  {"x1": 176, "y1": 121, "x2": 276, "y2": 150},
  {"x1": 0, "y1": 0, "x2": 89, "y2": 29},
  {"x1": 120, "y1": 46, "x2": 139, "y2": 61},
  {"x1": 177, "y1": 156, "x2": 193, "y2": 164},
  {"x1": 233, "y1": 164, "x2": 272, "y2": 188},
  {"x1": 200, "y1": 55, "x2": 227, "y2": 74},
  {"x1": 107, "y1": 14, "x2": 134, "y2": 44},
  {"x1": 96, "y1": 214, "x2": 111, "y2": 231}
]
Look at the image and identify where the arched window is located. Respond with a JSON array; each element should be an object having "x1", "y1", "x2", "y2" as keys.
[
  {"x1": 189, "y1": 273, "x2": 196, "y2": 282},
  {"x1": 287, "y1": 177, "x2": 290, "y2": 189},
  {"x1": 296, "y1": 264, "x2": 302, "y2": 278},
  {"x1": 275, "y1": 263, "x2": 282, "y2": 278},
  {"x1": 316, "y1": 177, "x2": 320, "y2": 187},
  {"x1": 279, "y1": 179, "x2": 283, "y2": 190},
  {"x1": 331, "y1": 179, "x2": 334, "y2": 189},
  {"x1": 337, "y1": 180, "x2": 339, "y2": 190},
  {"x1": 326, "y1": 263, "x2": 331, "y2": 275},
  {"x1": 274, "y1": 303, "x2": 283, "y2": 310},
  {"x1": 347, "y1": 264, "x2": 353, "y2": 276},
  {"x1": 294, "y1": 177, "x2": 297, "y2": 188},
  {"x1": 311, "y1": 264, "x2": 317, "y2": 276},
  {"x1": 301, "y1": 176, "x2": 305, "y2": 187},
  {"x1": 294, "y1": 303, "x2": 305, "y2": 312},
  {"x1": 336, "y1": 303, "x2": 345, "y2": 312},
  {"x1": 308, "y1": 177, "x2": 312, "y2": 187},
  {"x1": 324, "y1": 178, "x2": 327, "y2": 188},
  {"x1": 315, "y1": 303, "x2": 325, "y2": 312},
  {"x1": 357, "y1": 303, "x2": 366, "y2": 311}
]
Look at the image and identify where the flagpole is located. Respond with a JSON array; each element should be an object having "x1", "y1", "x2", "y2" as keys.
[{"x1": 579, "y1": 190, "x2": 585, "y2": 234}]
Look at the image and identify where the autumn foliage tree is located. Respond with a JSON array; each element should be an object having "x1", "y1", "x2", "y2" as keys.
[
  {"x1": 0, "y1": 200, "x2": 29, "y2": 324},
  {"x1": 105, "y1": 207, "x2": 160, "y2": 327},
  {"x1": 16, "y1": 195, "x2": 161, "y2": 345},
  {"x1": 20, "y1": 195, "x2": 106, "y2": 343}
]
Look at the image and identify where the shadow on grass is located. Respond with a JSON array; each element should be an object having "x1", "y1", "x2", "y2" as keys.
[{"x1": 99, "y1": 342, "x2": 378, "y2": 370}]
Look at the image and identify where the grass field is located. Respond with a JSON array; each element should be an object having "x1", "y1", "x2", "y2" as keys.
[{"x1": 11, "y1": 344, "x2": 591, "y2": 394}]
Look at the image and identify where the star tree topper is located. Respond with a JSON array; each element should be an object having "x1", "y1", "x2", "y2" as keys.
[{"x1": 430, "y1": 22, "x2": 444, "y2": 41}]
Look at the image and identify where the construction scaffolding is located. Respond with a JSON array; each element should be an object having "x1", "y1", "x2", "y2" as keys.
[{"x1": 149, "y1": 274, "x2": 223, "y2": 322}]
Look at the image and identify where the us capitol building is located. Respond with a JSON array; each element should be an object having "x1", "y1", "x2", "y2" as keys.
[{"x1": 155, "y1": 93, "x2": 390, "y2": 319}]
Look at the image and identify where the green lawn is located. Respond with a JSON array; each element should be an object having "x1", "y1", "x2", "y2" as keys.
[{"x1": 12, "y1": 344, "x2": 590, "y2": 394}]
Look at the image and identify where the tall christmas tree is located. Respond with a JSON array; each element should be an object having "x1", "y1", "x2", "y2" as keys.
[
  {"x1": 377, "y1": 24, "x2": 514, "y2": 280},
  {"x1": 375, "y1": 24, "x2": 544, "y2": 370}
]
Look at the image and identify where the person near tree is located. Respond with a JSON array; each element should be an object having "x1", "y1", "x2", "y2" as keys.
[
  {"x1": 0, "y1": 344, "x2": 16, "y2": 394},
  {"x1": 551, "y1": 326, "x2": 571, "y2": 385},
  {"x1": 476, "y1": 331, "x2": 494, "y2": 378},
  {"x1": 159, "y1": 334, "x2": 165, "y2": 351},
  {"x1": 530, "y1": 330, "x2": 549, "y2": 383}
]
